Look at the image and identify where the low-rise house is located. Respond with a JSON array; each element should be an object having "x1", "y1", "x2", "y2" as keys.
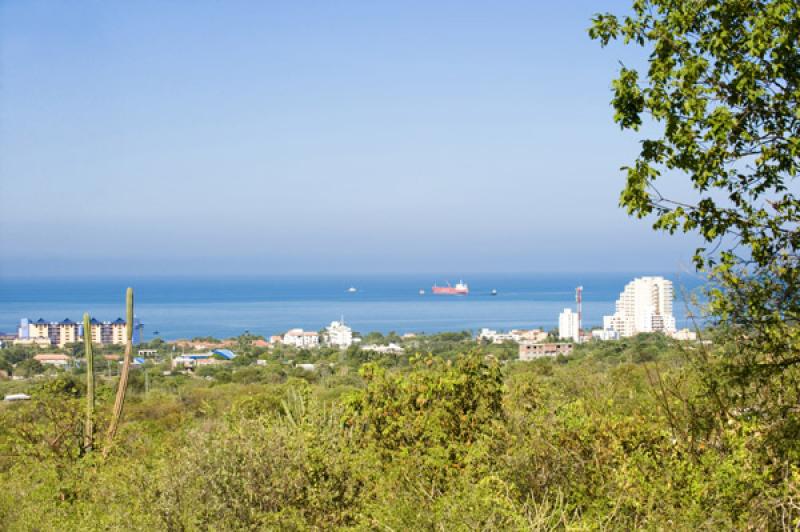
[
  {"x1": 0, "y1": 333, "x2": 16, "y2": 348},
  {"x1": 591, "y1": 329, "x2": 620, "y2": 341},
  {"x1": 478, "y1": 328, "x2": 514, "y2": 343},
  {"x1": 512, "y1": 329, "x2": 548, "y2": 343},
  {"x1": 195, "y1": 357, "x2": 230, "y2": 367},
  {"x1": 519, "y1": 342, "x2": 573, "y2": 360},
  {"x1": 172, "y1": 351, "x2": 234, "y2": 369},
  {"x1": 13, "y1": 337, "x2": 52, "y2": 348},
  {"x1": 33, "y1": 353, "x2": 72, "y2": 367},
  {"x1": 171, "y1": 339, "x2": 236, "y2": 350},
  {"x1": 479, "y1": 328, "x2": 547, "y2": 344},
  {"x1": 172, "y1": 353, "x2": 208, "y2": 369},
  {"x1": 670, "y1": 328, "x2": 698, "y2": 341},
  {"x1": 212, "y1": 349, "x2": 236, "y2": 360},
  {"x1": 282, "y1": 329, "x2": 320, "y2": 348},
  {"x1": 361, "y1": 343, "x2": 404, "y2": 355}
]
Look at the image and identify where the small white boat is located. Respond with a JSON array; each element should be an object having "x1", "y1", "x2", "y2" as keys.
[
  {"x1": 419, "y1": 289, "x2": 425, "y2": 295},
  {"x1": 491, "y1": 289, "x2": 498, "y2": 296},
  {"x1": 348, "y1": 286, "x2": 358, "y2": 293}
]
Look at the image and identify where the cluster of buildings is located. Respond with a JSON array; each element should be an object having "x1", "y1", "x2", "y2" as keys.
[
  {"x1": 280, "y1": 328, "x2": 321, "y2": 348},
  {"x1": 492, "y1": 277, "x2": 698, "y2": 361},
  {"x1": 273, "y1": 319, "x2": 355, "y2": 349},
  {"x1": 7, "y1": 277, "x2": 699, "y2": 369},
  {"x1": 557, "y1": 276, "x2": 696, "y2": 343},
  {"x1": 172, "y1": 349, "x2": 236, "y2": 369},
  {"x1": 14, "y1": 317, "x2": 144, "y2": 348},
  {"x1": 14, "y1": 349, "x2": 164, "y2": 374},
  {"x1": 477, "y1": 328, "x2": 574, "y2": 361},
  {"x1": 360, "y1": 343, "x2": 404, "y2": 355},
  {"x1": 478, "y1": 328, "x2": 548, "y2": 344}
]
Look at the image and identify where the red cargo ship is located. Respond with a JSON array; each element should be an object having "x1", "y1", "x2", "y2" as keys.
[{"x1": 432, "y1": 281, "x2": 469, "y2": 295}]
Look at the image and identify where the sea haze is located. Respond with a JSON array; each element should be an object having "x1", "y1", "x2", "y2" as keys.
[{"x1": 0, "y1": 273, "x2": 704, "y2": 340}]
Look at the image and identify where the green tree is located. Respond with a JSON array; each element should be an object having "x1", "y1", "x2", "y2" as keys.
[
  {"x1": 15, "y1": 358, "x2": 44, "y2": 377},
  {"x1": 589, "y1": 0, "x2": 799, "y2": 433},
  {"x1": 344, "y1": 354, "x2": 505, "y2": 485}
]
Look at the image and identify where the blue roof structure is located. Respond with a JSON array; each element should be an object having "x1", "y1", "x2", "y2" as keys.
[
  {"x1": 133, "y1": 357, "x2": 146, "y2": 365},
  {"x1": 184, "y1": 353, "x2": 212, "y2": 360},
  {"x1": 212, "y1": 349, "x2": 236, "y2": 360}
]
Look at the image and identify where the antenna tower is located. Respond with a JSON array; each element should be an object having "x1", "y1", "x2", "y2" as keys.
[{"x1": 576, "y1": 286, "x2": 583, "y2": 341}]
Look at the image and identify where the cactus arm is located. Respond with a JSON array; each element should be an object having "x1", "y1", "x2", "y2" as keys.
[
  {"x1": 104, "y1": 287, "x2": 134, "y2": 457},
  {"x1": 83, "y1": 312, "x2": 95, "y2": 452}
]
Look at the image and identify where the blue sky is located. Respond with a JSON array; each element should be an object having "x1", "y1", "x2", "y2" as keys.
[{"x1": 0, "y1": 1, "x2": 700, "y2": 277}]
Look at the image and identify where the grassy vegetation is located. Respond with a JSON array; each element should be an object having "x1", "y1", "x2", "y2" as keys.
[{"x1": 1, "y1": 332, "x2": 797, "y2": 529}]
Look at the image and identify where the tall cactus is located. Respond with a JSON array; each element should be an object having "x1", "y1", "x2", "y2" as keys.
[
  {"x1": 104, "y1": 287, "x2": 134, "y2": 457},
  {"x1": 83, "y1": 313, "x2": 95, "y2": 452}
]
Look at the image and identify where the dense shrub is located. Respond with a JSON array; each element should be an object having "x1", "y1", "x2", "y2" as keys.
[{"x1": 1, "y1": 335, "x2": 799, "y2": 529}]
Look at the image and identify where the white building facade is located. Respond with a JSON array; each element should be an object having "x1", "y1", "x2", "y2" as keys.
[
  {"x1": 671, "y1": 328, "x2": 697, "y2": 341},
  {"x1": 282, "y1": 329, "x2": 320, "y2": 348},
  {"x1": 592, "y1": 329, "x2": 620, "y2": 341},
  {"x1": 361, "y1": 343, "x2": 404, "y2": 355},
  {"x1": 326, "y1": 320, "x2": 353, "y2": 348},
  {"x1": 478, "y1": 328, "x2": 547, "y2": 344},
  {"x1": 558, "y1": 308, "x2": 580, "y2": 342},
  {"x1": 603, "y1": 276, "x2": 677, "y2": 337}
]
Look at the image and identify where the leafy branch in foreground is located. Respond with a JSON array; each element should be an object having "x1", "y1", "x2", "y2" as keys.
[{"x1": 589, "y1": 0, "x2": 799, "y2": 432}]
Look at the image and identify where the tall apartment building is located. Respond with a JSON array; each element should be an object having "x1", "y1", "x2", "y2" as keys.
[
  {"x1": 603, "y1": 276, "x2": 676, "y2": 337},
  {"x1": 326, "y1": 320, "x2": 353, "y2": 348},
  {"x1": 19, "y1": 318, "x2": 79, "y2": 347},
  {"x1": 16, "y1": 317, "x2": 143, "y2": 347},
  {"x1": 559, "y1": 308, "x2": 580, "y2": 342},
  {"x1": 57, "y1": 319, "x2": 80, "y2": 346}
]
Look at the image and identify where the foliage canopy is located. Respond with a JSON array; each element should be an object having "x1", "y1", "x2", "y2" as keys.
[{"x1": 590, "y1": 0, "x2": 800, "y2": 428}]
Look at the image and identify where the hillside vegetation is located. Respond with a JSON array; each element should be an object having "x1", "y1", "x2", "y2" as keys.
[{"x1": 2, "y1": 333, "x2": 797, "y2": 530}]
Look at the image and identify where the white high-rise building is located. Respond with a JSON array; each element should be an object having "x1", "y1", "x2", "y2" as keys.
[
  {"x1": 603, "y1": 276, "x2": 676, "y2": 337},
  {"x1": 558, "y1": 308, "x2": 580, "y2": 342},
  {"x1": 326, "y1": 319, "x2": 353, "y2": 348}
]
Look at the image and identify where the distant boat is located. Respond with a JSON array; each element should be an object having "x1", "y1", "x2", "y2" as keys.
[
  {"x1": 491, "y1": 289, "x2": 497, "y2": 296},
  {"x1": 419, "y1": 289, "x2": 425, "y2": 295},
  {"x1": 347, "y1": 287, "x2": 358, "y2": 293},
  {"x1": 432, "y1": 280, "x2": 469, "y2": 295}
]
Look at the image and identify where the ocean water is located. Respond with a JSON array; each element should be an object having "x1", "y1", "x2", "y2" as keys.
[{"x1": 0, "y1": 273, "x2": 704, "y2": 340}]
